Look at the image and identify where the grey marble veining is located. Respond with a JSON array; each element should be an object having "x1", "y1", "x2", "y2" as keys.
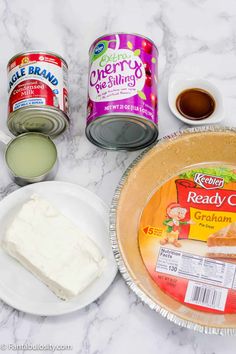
[{"x1": 0, "y1": 0, "x2": 236, "y2": 353}]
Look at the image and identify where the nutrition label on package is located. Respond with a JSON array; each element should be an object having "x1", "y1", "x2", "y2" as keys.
[{"x1": 156, "y1": 247, "x2": 236, "y2": 290}]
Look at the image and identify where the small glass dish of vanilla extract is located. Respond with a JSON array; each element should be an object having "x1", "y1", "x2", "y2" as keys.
[{"x1": 168, "y1": 74, "x2": 224, "y2": 125}]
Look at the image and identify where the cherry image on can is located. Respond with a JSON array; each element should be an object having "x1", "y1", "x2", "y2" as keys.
[{"x1": 86, "y1": 33, "x2": 159, "y2": 151}]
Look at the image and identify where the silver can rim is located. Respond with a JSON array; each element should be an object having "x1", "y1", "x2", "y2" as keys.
[
  {"x1": 7, "y1": 50, "x2": 68, "y2": 69},
  {"x1": 86, "y1": 114, "x2": 159, "y2": 151},
  {"x1": 110, "y1": 125, "x2": 236, "y2": 335},
  {"x1": 8, "y1": 105, "x2": 70, "y2": 138},
  {"x1": 89, "y1": 32, "x2": 159, "y2": 55}
]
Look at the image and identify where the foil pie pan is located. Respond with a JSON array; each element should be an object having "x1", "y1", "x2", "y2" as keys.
[{"x1": 110, "y1": 126, "x2": 236, "y2": 335}]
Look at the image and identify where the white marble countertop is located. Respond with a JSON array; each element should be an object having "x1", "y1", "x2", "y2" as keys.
[{"x1": 0, "y1": 0, "x2": 236, "y2": 353}]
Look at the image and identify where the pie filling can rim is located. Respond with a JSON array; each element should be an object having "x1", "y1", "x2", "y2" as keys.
[
  {"x1": 86, "y1": 114, "x2": 159, "y2": 151},
  {"x1": 89, "y1": 32, "x2": 159, "y2": 55}
]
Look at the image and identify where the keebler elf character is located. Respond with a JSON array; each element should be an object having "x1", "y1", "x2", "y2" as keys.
[{"x1": 160, "y1": 203, "x2": 193, "y2": 247}]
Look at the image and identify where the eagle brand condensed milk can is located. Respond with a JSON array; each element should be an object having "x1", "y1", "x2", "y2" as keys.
[
  {"x1": 7, "y1": 51, "x2": 69, "y2": 138},
  {"x1": 4, "y1": 51, "x2": 70, "y2": 186}
]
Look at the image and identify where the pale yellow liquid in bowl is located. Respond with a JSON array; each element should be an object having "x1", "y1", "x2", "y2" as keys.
[{"x1": 6, "y1": 134, "x2": 57, "y2": 178}]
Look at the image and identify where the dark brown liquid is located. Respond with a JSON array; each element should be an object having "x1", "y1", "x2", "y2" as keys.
[{"x1": 176, "y1": 88, "x2": 215, "y2": 120}]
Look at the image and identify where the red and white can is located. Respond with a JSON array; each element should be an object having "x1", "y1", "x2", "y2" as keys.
[{"x1": 7, "y1": 51, "x2": 69, "y2": 138}]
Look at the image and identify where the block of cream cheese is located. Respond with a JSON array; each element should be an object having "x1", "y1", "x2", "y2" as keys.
[{"x1": 2, "y1": 194, "x2": 106, "y2": 300}]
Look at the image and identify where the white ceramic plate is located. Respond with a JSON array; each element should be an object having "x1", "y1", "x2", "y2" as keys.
[{"x1": 0, "y1": 181, "x2": 117, "y2": 316}]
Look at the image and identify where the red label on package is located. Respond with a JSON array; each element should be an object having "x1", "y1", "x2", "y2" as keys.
[{"x1": 8, "y1": 53, "x2": 68, "y2": 115}]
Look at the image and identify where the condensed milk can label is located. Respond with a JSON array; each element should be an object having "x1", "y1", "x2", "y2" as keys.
[{"x1": 8, "y1": 52, "x2": 69, "y2": 116}]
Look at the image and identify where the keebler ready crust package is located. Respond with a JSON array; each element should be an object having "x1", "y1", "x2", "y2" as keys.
[
  {"x1": 112, "y1": 128, "x2": 236, "y2": 334},
  {"x1": 139, "y1": 164, "x2": 236, "y2": 314}
]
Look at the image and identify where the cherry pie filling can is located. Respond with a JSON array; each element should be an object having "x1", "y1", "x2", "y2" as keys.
[
  {"x1": 7, "y1": 51, "x2": 69, "y2": 138},
  {"x1": 86, "y1": 33, "x2": 159, "y2": 150}
]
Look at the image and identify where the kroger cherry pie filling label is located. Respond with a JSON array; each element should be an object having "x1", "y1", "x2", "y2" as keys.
[
  {"x1": 87, "y1": 33, "x2": 158, "y2": 123},
  {"x1": 86, "y1": 33, "x2": 158, "y2": 150},
  {"x1": 139, "y1": 165, "x2": 236, "y2": 314},
  {"x1": 7, "y1": 52, "x2": 69, "y2": 117}
]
